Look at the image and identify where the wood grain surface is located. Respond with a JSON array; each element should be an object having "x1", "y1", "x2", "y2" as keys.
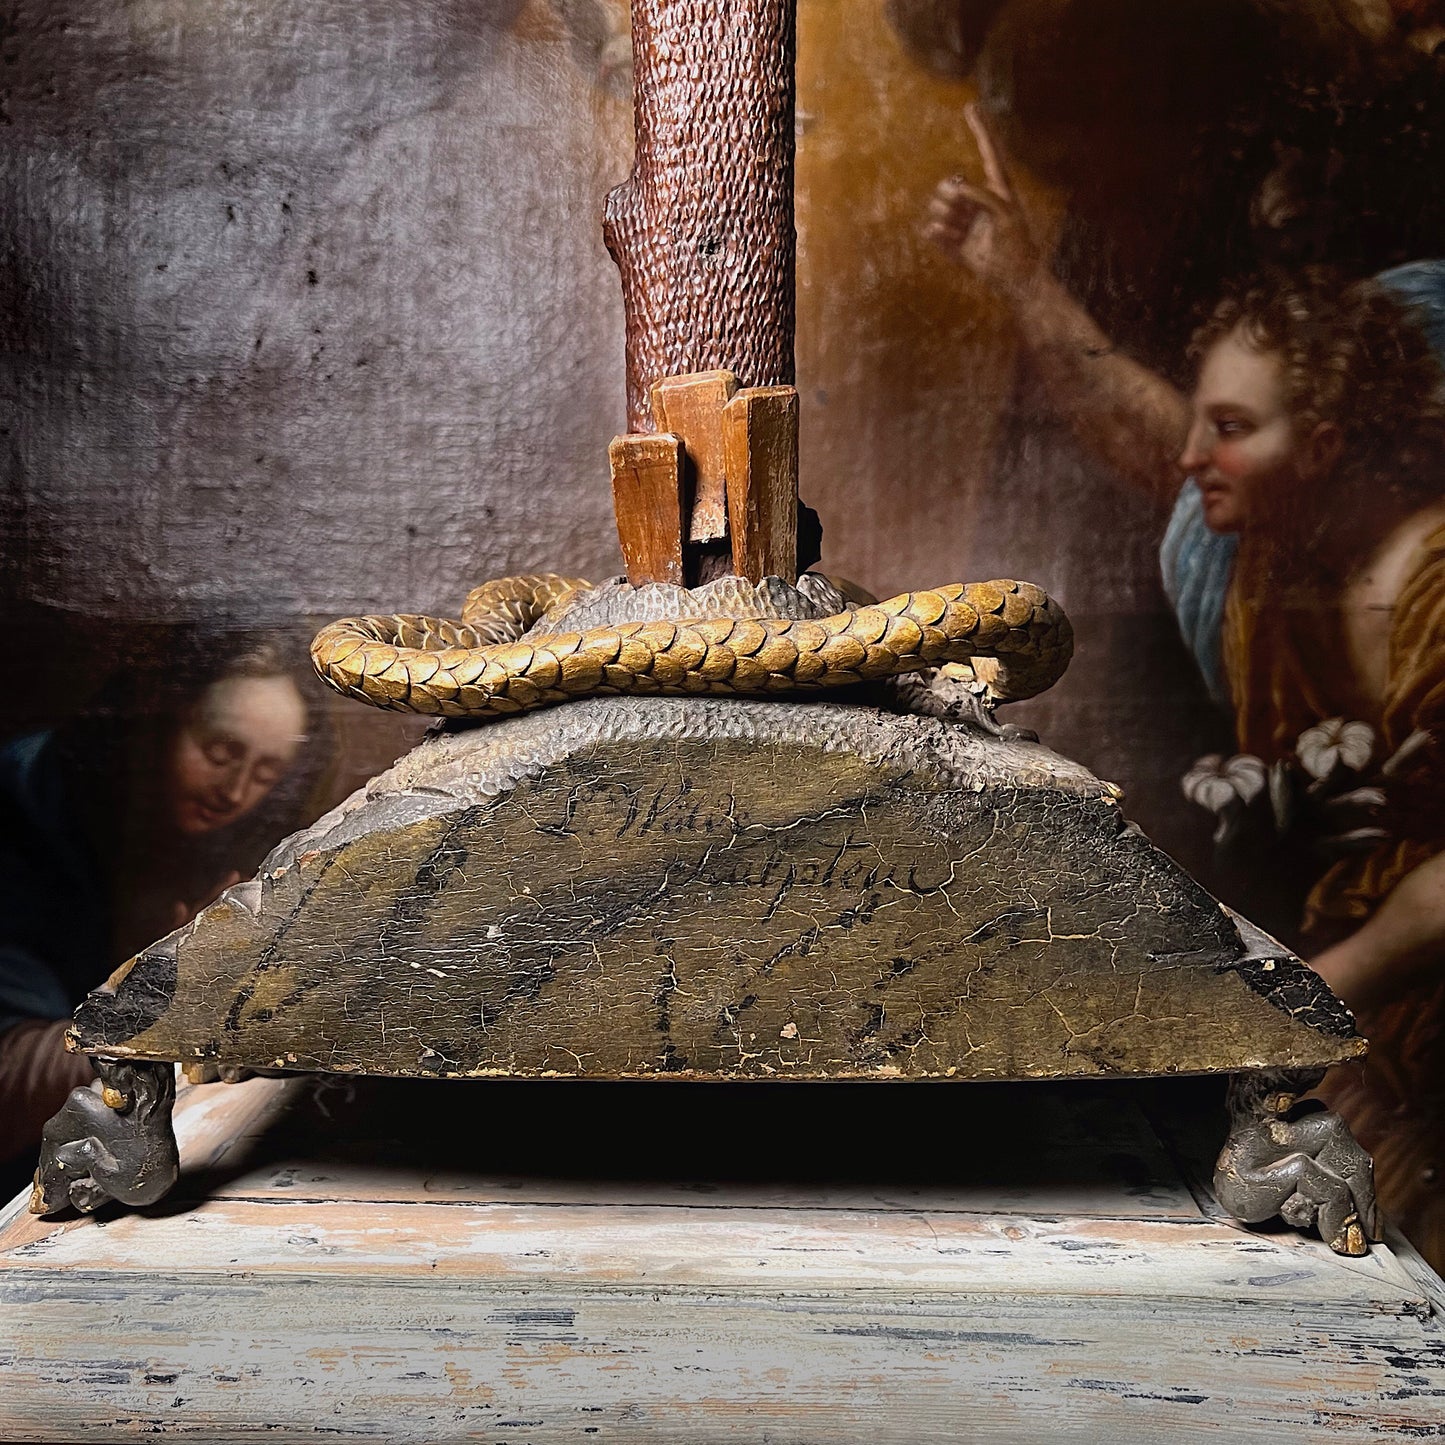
[
  {"x1": 3, "y1": 1073, "x2": 1443, "y2": 1441},
  {"x1": 724, "y1": 385, "x2": 799, "y2": 583},
  {"x1": 650, "y1": 370, "x2": 738, "y2": 545},
  {"x1": 607, "y1": 432, "x2": 686, "y2": 585}
]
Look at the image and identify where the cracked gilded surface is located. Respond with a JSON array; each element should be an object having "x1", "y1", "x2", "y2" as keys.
[{"x1": 74, "y1": 696, "x2": 1362, "y2": 1081}]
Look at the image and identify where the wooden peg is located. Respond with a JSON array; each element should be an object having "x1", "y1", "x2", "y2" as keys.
[
  {"x1": 650, "y1": 369, "x2": 738, "y2": 544},
  {"x1": 722, "y1": 385, "x2": 798, "y2": 584},
  {"x1": 608, "y1": 433, "x2": 686, "y2": 586}
]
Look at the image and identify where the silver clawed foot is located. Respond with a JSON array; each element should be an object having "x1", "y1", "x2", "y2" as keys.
[
  {"x1": 1213, "y1": 1068, "x2": 1381, "y2": 1256},
  {"x1": 29, "y1": 1057, "x2": 179, "y2": 1216}
]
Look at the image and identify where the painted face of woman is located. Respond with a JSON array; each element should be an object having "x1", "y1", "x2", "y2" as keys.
[
  {"x1": 1178, "y1": 327, "x2": 1308, "y2": 534},
  {"x1": 162, "y1": 674, "x2": 307, "y2": 836}
]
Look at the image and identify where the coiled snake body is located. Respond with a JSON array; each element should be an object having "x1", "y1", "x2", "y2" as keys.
[{"x1": 311, "y1": 575, "x2": 1073, "y2": 719}]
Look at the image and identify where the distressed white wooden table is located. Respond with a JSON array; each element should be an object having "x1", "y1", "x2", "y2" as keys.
[{"x1": 2, "y1": 1073, "x2": 1444, "y2": 1442}]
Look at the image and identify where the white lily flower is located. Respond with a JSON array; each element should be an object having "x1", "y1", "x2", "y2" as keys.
[
  {"x1": 1182, "y1": 753, "x2": 1268, "y2": 813},
  {"x1": 1297, "y1": 718, "x2": 1375, "y2": 781}
]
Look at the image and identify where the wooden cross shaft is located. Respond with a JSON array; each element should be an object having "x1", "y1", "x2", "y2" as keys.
[{"x1": 603, "y1": 0, "x2": 801, "y2": 587}]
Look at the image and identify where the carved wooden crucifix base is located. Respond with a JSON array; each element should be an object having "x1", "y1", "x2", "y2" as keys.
[{"x1": 29, "y1": 0, "x2": 1381, "y2": 1263}]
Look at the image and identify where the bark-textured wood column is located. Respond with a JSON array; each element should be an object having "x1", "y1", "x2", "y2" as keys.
[{"x1": 603, "y1": 0, "x2": 798, "y2": 435}]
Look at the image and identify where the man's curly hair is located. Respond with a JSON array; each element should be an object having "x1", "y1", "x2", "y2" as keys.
[{"x1": 1191, "y1": 267, "x2": 1445, "y2": 517}]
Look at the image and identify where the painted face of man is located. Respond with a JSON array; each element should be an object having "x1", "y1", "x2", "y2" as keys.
[
  {"x1": 1178, "y1": 326, "x2": 1308, "y2": 534},
  {"x1": 162, "y1": 674, "x2": 307, "y2": 836}
]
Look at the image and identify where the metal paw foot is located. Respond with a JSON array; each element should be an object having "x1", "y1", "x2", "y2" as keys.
[
  {"x1": 1213, "y1": 1068, "x2": 1381, "y2": 1256},
  {"x1": 29, "y1": 1058, "x2": 180, "y2": 1216}
]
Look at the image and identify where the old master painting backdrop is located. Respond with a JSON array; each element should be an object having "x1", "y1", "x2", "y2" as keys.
[{"x1": 3, "y1": 0, "x2": 1445, "y2": 1253}]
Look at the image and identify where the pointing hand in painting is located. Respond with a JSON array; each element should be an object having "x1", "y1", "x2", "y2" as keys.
[{"x1": 926, "y1": 102, "x2": 1043, "y2": 302}]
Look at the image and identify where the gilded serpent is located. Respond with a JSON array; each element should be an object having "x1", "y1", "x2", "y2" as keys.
[{"x1": 311, "y1": 574, "x2": 1073, "y2": 719}]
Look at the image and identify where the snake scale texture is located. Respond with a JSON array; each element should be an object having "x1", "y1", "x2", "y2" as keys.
[{"x1": 311, "y1": 575, "x2": 1073, "y2": 720}]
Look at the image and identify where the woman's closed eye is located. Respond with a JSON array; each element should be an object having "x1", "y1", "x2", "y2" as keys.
[{"x1": 202, "y1": 736, "x2": 243, "y2": 767}]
